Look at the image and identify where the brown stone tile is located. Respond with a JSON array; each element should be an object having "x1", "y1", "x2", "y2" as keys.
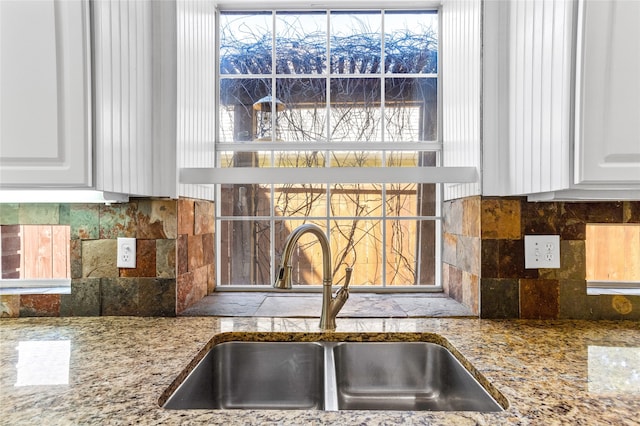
[
  {"x1": 194, "y1": 266, "x2": 209, "y2": 301},
  {"x1": 19, "y1": 294, "x2": 60, "y2": 317},
  {"x1": 120, "y1": 239, "x2": 156, "y2": 278},
  {"x1": 447, "y1": 266, "x2": 463, "y2": 304},
  {"x1": 520, "y1": 279, "x2": 559, "y2": 319},
  {"x1": 443, "y1": 199, "x2": 463, "y2": 235},
  {"x1": 195, "y1": 200, "x2": 215, "y2": 235},
  {"x1": 480, "y1": 278, "x2": 519, "y2": 319},
  {"x1": 442, "y1": 232, "x2": 457, "y2": 266},
  {"x1": 138, "y1": 278, "x2": 176, "y2": 316},
  {"x1": 202, "y1": 233, "x2": 214, "y2": 266},
  {"x1": 1, "y1": 295, "x2": 20, "y2": 317},
  {"x1": 462, "y1": 271, "x2": 479, "y2": 315},
  {"x1": 462, "y1": 196, "x2": 481, "y2": 238},
  {"x1": 481, "y1": 198, "x2": 521, "y2": 240},
  {"x1": 188, "y1": 234, "x2": 204, "y2": 272},
  {"x1": 178, "y1": 198, "x2": 195, "y2": 236},
  {"x1": 136, "y1": 199, "x2": 177, "y2": 239},
  {"x1": 156, "y1": 239, "x2": 176, "y2": 278},
  {"x1": 623, "y1": 201, "x2": 640, "y2": 223},
  {"x1": 177, "y1": 272, "x2": 194, "y2": 314},
  {"x1": 442, "y1": 262, "x2": 450, "y2": 295},
  {"x1": 498, "y1": 239, "x2": 538, "y2": 279},
  {"x1": 101, "y1": 278, "x2": 139, "y2": 315},
  {"x1": 177, "y1": 234, "x2": 188, "y2": 276},
  {"x1": 82, "y1": 239, "x2": 118, "y2": 278},
  {"x1": 207, "y1": 264, "x2": 216, "y2": 293},
  {"x1": 521, "y1": 201, "x2": 561, "y2": 235},
  {"x1": 456, "y1": 236, "x2": 480, "y2": 276},
  {"x1": 481, "y1": 239, "x2": 499, "y2": 278}
]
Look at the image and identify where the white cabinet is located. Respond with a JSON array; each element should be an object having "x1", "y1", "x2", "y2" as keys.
[
  {"x1": 0, "y1": 0, "x2": 92, "y2": 187},
  {"x1": 483, "y1": 0, "x2": 640, "y2": 200},
  {"x1": 574, "y1": 0, "x2": 640, "y2": 186}
]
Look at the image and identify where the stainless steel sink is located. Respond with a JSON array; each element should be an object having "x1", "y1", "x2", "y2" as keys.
[
  {"x1": 163, "y1": 342, "x2": 325, "y2": 409},
  {"x1": 333, "y1": 342, "x2": 503, "y2": 411},
  {"x1": 162, "y1": 340, "x2": 504, "y2": 412}
]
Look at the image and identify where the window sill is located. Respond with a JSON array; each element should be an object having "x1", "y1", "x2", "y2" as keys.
[
  {"x1": 587, "y1": 282, "x2": 640, "y2": 296},
  {"x1": 0, "y1": 279, "x2": 71, "y2": 295}
]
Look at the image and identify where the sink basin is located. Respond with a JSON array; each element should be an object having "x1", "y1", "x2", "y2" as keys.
[
  {"x1": 162, "y1": 339, "x2": 504, "y2": 412},
  {"x1": 163, "y1": 342, "x2": 325, "y2": 409},
  {"x1": 333, "y1": 342, "x2": 503, "y2": 411}
]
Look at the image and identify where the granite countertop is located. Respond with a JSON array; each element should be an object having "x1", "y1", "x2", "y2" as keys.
[{"x1": 1, "y1": 317, "x2": 639, "y2": 425}]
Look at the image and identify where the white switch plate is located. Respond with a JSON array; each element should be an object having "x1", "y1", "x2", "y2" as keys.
[
  {"x1": 117, "y1": 237, "x2": 136, "y2": 268},
  {"x1": 524, "y1": 235, "x2": 560, "y2": 269}
]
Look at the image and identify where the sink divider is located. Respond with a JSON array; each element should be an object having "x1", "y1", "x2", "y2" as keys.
[{"x1": 323, "y1": 343, "x2": 339, "y2": 411}]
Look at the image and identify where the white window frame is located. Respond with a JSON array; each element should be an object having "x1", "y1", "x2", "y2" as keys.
[{"x1": 203, "y1": 2, "x2": 475, "y2": 292}]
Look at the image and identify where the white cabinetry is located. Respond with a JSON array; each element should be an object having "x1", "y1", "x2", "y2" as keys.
[
  {"x1": 0, "y1": 0, "x2": 91, "y2": 187},
  {"x1": 574, "y1": 0, "x2": 640, "y2": 186},
  {"x1": 483, "y1": 0, "x2": 640, "y2": 200}
]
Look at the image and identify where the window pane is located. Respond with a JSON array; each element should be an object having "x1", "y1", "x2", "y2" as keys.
[
  {"x1": 274, "y1": 219, "x2": 326, "y2": 286},
  {"x1": 330, "y1": 78, "x2": 382, "y2": 141},
  {"x1": 219, "y1": 219, "x2": 272, "y2": 285},
  {"x1": 276, "y1": 12, "x2": 327, "y2": 74},
  {"x1": 274, "y1": 184, "x2": 327, "y2": 217},
  {"x1": 330, "y1": 151, "x2": 383, "y2": 167},
  {"x1": 219, "y1": 78, "x2": 271, "y2": 142},
  {"x1": 331, "y1": 219, "x2": 383, "y2": 285},
  {"x1": 386, "y1": 220, "x2": 435, "y2": 285},
  {"x1": 330, "y1": 11, "x2": 381, "y2": 74},
  {"x1": 220, "y1": 184, "x2": 271, "y2": 217},
  {"x1": 220, "y1": 13, "x2": 272, "y2": 74},
  {"x1": 385, "y1": 78, "x2": 438, "y2": 142},
  {"x1": 274, "y1": 151, "x2": 326, "y2": 168},
  {"x1": 384, "y1": 11, "x2": 438, "y2": 74},
  {"x1": 277, "y1": 78, "x2": 327, "y2": 141},
  {"x1": 330, "y1": 184, "x2": 383, "y2": 217},
  {"x1": 218, "y1": 151, "x2": 273, "y2": 168}
]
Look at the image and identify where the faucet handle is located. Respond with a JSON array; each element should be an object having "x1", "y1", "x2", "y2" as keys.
[{"x1": 343, "y1": 267, "x2": 353, "y2": 289}]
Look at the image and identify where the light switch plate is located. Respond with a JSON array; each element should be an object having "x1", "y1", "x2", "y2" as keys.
[
  {"x1": 117, "y1": 237, "x2": 136, "y2": 268},
  {"x1": 524, "y1": 235, "x2": 560, "y2": 269}
]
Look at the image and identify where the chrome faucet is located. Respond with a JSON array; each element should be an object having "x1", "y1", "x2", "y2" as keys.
[{"x1": 273, "y1": 223, "x2": 352, "y2": 330}]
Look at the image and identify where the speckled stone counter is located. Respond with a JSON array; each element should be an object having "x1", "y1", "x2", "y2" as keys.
[{"x1": 1, "y1": 317, "x2": 638, "y2": 425}]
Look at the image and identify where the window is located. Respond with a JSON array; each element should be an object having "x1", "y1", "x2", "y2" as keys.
[{"x1": 216, "y1": 8, "x2": 442, "y2": 289}]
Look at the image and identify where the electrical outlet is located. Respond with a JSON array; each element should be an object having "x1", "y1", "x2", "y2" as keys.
[
  {"x1": 524, "y1": 235, "x2": 560, "y2": 269},
  {"x1": 117, "y1": 237, "x2": 136, "y2": 268}
]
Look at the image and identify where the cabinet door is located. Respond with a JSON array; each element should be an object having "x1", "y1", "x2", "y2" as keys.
[
  {"x1": 575, "y1": 0, "x2": 640, "y2": 185},
  {"x1": 0, "y1": 0, "x2": 91, "y2": 187}
]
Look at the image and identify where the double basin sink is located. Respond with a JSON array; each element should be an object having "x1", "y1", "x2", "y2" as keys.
[{"x1": 162, "y1": 338, "x2": 505, "y2": 412}]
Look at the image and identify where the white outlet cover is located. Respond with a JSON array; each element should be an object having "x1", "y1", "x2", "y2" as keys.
[
  {"x1": 524, "y1": 235, "x2": 560, "y2": 269},
  {"x1": 117, "y1": 237, "x2": 136, "y2": 268}
]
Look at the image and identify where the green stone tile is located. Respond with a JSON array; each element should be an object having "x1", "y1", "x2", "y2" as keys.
[
  {"x1": 70, "y1": 204, "x2": 100, "y2": 239},
  {"x1": 0, "y1": 204, "x2": 19, "y2": 224},
  {"x1": 156, "y1": 239, "x2": 177, "y2": 278},
  {"x1": 539, "y1": 240, "x2": 585, "y2": 280},
  {"x1": 60, "y1": 278, "x2": 101, "y2": 316},
  {"x1": 559, "y1": 280, "x2": 590, "y2": 319},
  {"x1": 59, "y1": 204, "x2": 71, "y2": 225},
  {"x1": 19, "y1": 204, "x2": 60, "y2": 224},
  {"x1": 138, "y1": 278, "x2": 176, "y2": 316},
  {"x1": 100, "y1": 278, "x2": 139, "y2": 315},
  {"x1": 99, "y1": 203, "x2": 136, "y2": 239},
  {"x1": 82, "y1": 239, "x2": 118, "y2": 278},
  {"x1": 480, "y1": 278, "x2": 519, "y2": 319}
]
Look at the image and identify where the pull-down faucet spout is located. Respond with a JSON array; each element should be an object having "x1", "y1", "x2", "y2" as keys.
[{"x1": 273, "y1": 223, "x2": 352, "y2": 330}]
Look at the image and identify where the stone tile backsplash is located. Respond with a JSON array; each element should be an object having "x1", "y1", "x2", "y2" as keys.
[{"x1": 0, "y1": 199, "x2": 198, "y2": 318}]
